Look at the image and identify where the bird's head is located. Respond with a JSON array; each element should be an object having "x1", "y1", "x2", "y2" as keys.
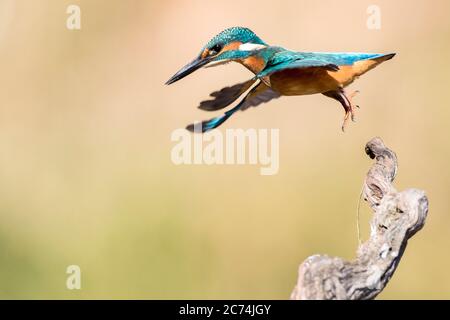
[{"x1": 165, "y1": 27, "x2": 267, "y2": 85}]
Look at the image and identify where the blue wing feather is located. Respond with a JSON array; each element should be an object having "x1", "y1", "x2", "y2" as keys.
[
  {"x1": 256, "y1": 49, "x2": 391, "y2": 78},
  {"x1": 257, "y1": 59, "x2": 339, "y2": 78},
  {"x1": 307, "y1": 52, "x2": 388, "y2": 65}
]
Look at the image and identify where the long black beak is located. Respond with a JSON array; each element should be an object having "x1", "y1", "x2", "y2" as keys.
[{"x1": 165, "y1": 56, "x2": 212, "y2": 85}]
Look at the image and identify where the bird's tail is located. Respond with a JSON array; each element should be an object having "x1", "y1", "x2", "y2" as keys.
[
  {"x1": 353, "y1": 53, "x2": 396, "y2": 77},
  {"x1": 377, "y1": 53, "x2": 396, "y2": 61},
  {"x1": 370, "y1": 53, "x2": 396, "y2": 65}
]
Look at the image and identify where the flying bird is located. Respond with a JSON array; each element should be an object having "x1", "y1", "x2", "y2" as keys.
[{"x1": 165, "y1": 27, "x2": 395, "y2": 132}]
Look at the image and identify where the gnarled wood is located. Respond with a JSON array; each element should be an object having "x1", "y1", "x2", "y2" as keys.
[{"x1": 290, "y1": 137, "x2": 428, "y2": 300}]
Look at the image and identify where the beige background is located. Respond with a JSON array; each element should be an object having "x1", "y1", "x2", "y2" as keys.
[{"x1": 0, "y1": 0, "x2": 449, "y2": 299}]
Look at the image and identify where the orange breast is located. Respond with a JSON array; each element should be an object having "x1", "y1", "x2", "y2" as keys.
[
  {"x1": 270, "y1": 68, "x2": 341, "y2": 96},
  {"x1": 241, "y1": 56, "x2": 266, "y2": 74},
  {"x1": 269, "y1": 58, "x2": 385, "y2": 96}
]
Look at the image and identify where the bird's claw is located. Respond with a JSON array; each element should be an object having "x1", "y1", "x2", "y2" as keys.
[
  {"x1": 341, "y1": 111, "x2": 354, "y2": 132},
  {"x1": 349, "y1": 90, "x2": 360, "y2": 100},
  {"x1": 341, "y1": 118, "x2": 348, "y2": 132},
  {"x1": 341, "y1": 90, "x2": 359, "y2": 131}
]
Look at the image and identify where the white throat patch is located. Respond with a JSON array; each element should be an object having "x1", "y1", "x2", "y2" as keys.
[{"x1": 239, "y1": 43, "x2": 267, "y2": 51}]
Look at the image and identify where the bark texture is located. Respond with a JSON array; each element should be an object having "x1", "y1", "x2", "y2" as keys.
[{"x1": 290, "y1": 137, "x2": 428, "y2": 300}]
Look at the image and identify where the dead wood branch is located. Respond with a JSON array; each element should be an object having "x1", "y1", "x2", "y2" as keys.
[{"x1": 290, "y1": 137, "x2": 428, "y2": 300}]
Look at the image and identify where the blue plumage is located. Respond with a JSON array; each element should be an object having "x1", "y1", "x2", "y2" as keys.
[
  {"x1": 204, "y1": 27, "x2": 267, "y2": 51},
  {"x1": 166, "y1": 27, "x2": 395, "y2": 132},
  {"x1": 186, "y1": 98, "x2": 244, "y2": 132},
  {"x1": 256, "y1": 50, "x2": 394, "y2": 78}
]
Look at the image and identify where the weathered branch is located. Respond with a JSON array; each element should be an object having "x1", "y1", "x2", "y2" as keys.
[{"x1": 290, "y1": 137, "x2": 428, "y2": 300}]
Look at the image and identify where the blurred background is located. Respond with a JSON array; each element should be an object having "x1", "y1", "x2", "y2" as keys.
[{"x1": 0, "y1": 0, "x2": 449, "y2": 299}]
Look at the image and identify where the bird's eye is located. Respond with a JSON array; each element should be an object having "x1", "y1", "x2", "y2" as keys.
[{"x1": 209, "y1": 44, "x2": 222, "y2": 55}]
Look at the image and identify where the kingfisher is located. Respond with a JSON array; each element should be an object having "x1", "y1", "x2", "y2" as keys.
[{"x1": 165, "y1": 27, "x2": 395, "y2": 132}]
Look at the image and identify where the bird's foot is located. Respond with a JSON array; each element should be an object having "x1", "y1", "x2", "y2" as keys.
[
  {"x1": 341, "y1": 90, "x2": 360, "y2": 132},
  {"x1": 348, "y1": 90, "x2": 360, "y2": 121},
  {"x1": 342, "y1": 112, "x2": 352, "y2": 132}
]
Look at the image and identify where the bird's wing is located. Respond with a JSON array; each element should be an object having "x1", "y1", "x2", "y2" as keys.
[
  {"x1": 309, "y1": 52, "x2": 392, "y2": 65},
  {"x1": 187, "y1": 81, "x2": 281, "y2": 133},
  {"x1": 256, "y1": 59, "x2": 339, "y2": 78},
  {"x1": 255, "y1": 51, "x2": 390, "y2": 78},
  {"x1": 198, "y1": 79, "x2": 256, "y2": 111},
  {"x1": 255, "y1": 51, "x2": 339, "y2": 78},
  {"x1": 239, "y1": 81, "x2": 281, "y2": 111}
]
